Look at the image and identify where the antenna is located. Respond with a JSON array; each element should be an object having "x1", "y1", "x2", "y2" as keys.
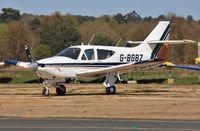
[
  {"x1": 88, "y1": 33, "x2": 96, "y2": 45},
  {"x1": 115, "y1": 38, "x2": 122, "y2": 46}
]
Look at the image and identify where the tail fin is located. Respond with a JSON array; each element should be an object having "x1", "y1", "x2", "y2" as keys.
[{"x1": 143, "y1": 21, "x2": 170, "y2": 60}]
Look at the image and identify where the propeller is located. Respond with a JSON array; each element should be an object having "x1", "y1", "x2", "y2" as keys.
[
  {"x1": 24, "y1": 45, "x2": 38, "y2": 70},
  {"x1": 25, "y1": 45, "x2": 42, "y2": 83},
  {"x1": 3, "y1": 45, "x2": 39, "y2": 71}
]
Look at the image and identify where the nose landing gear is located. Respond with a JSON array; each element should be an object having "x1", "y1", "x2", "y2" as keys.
[{"x1": 42, "y1": 80, "x2": 66, "y2": 96}]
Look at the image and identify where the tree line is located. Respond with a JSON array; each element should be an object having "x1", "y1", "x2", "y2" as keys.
[{"x1": 0, "y1": 8, "x2": 199, "y2": 64}]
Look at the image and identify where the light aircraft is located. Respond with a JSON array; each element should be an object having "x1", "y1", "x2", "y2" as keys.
[{"x1": 2, "y1": 21, "x2": 189, "y2": 96}]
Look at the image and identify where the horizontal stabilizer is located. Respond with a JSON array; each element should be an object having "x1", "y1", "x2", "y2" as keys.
[
  {"x1": 126, "y1": 41, "x2": 143, "y2": 44},
  {"x1": 148, "y1": 39, "x2": 196, "y2": 44},
  {"x1": 127, "y1": 39, "x2": 196, "y2": 45}
]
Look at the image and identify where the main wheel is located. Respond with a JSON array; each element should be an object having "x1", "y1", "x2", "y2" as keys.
[
  {"x1": 56, "y1": 84, "x2": 66, "y2": 96},
  {"x1": 42, "y1": 88, "x2": 50, "y2": 96},
  {"x1": 106, "y1": 86, "x2": 116, "y2": 95}
]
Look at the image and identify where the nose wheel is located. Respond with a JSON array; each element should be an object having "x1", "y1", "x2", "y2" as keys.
[
  {"x1": 42, "y1": 81, "x2": 66, "y2": 96},
  {"x1": 56, "y1": 84, "x2": 66, "y2": 96}
]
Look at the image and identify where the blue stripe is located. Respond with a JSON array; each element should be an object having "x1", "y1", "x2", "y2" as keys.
[
  {"x1": 150, "y1": 24, "x2": 170, "y2": 59},
  {"x1": 38, "y1": 60, "x2": 149, "y2": 68},
  {"x1": 152, "y1": 24, "x2": 170, "y2": 57},
  {"x1": 160, "y1": 25, "x2": 170, "y2": 40},
  {"x1": 38, "y1": 62, "x2": 127, "y2": 68}
]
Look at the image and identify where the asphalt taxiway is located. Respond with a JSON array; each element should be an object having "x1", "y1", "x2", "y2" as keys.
[{"x1": 0, "y1": 118, "x2": 200, "y2": 131}]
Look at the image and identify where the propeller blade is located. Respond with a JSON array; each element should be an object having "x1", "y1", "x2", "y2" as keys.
[{"x1": 25, "y1": 45, "x2": 33, "y2": 63}]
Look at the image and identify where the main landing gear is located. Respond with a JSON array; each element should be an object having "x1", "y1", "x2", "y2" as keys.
[
  {"x1": 56, "y1": 84, "x2": 66, "y2": 96},
  {"x1": 42, "y1": 80, "x2": 66, "y2": 96},
  {"x1": 41, "y1": 72, "x2": 118, "y2": 96},
  {"x1": 105, "y1": 86, "x2": 116, "y2": 95},
  {"x1": 103, "y1": 73, "x2": 117, "y2": 95}
]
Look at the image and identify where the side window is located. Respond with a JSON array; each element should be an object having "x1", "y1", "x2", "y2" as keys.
[
  {"x1": 81, "y1": 49, "x2": 95, "y2": 60},
  {"x1": 97, "y1": 49, "x2": 115, "y2": 60}
]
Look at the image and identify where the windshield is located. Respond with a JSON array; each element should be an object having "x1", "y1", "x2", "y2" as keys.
[{"x1": 57, "y1": 47, "x2": 81, "y2": 60}]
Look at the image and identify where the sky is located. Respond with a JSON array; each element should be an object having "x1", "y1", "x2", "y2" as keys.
[{"x1": 0, "y1": 0, "x2": 200, "y2": 19}]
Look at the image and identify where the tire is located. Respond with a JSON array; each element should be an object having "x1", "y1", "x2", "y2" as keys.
[
  {"x1": 106, "y1": 86, "x2": 116, "y2": 95},
  {"x1": 42, "y1": 88, "x2": 49, "y2": 96},
  {"x1": 56, "y1": 84, "x2": 66, "y2": 96}
]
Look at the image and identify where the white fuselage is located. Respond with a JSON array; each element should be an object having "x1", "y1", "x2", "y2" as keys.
[{"x1": 35, "y1": 44, "x2": 152, "y2": 82}]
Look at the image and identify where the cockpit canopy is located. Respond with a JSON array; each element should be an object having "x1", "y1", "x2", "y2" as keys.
[
  {"x1": 57, "y1": 47, "x2": 115, "y2": 60},
  {"x1": 57, "y1": 47, "x2": 81, "y2": 60}
]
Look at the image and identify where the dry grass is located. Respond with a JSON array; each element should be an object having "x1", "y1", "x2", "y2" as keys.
[{"x1": 0, "y1": 83, "x2": 200, "y2": 120}]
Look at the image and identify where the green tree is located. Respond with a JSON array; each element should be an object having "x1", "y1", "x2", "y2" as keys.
[
  {"x1": 38, "y1": 18, "x2": 81, "y2": 55},
  {"x1": 125, "y1": 11, "x2": 141, "y2": 22},
  {"x1": 75, "y1": 15, "x2": 95, "y2": 25},
  {"x1": 0, "y1": 8, "x2": 20, "y2": 23},
  {"x1": 113, "y1": 13, "x2": 126, "y2": 24},
  {"x1": 7, "y1": 21, "x2": 35, "y2": 60},
  {"x1": 29, "y1": 18, "x2": 41, "y2": 30},
  {"x1": 32, "y1": 44, "x2": 52, "y2": 60},
  {"x1": 186, "y1": 15, "x2": 193, "y2": 23},
  {"x1": 0, "y1": 23, "x2": 9, "y2": 60},
  {"x1": 143, "y1": 16, "x2": 153, "y2": 22},
  {"x1": 92, "y1": 34, "x2": 115, "y2": 46}
]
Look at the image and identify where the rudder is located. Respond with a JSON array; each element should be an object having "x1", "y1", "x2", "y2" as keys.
[{"x1": 142, "y1": 21, "x2": 170, "y2": 60}]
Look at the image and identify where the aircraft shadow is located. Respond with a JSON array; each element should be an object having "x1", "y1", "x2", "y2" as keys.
[
  {"x1": 0, "y1": 91, "x2": 170, "y2": 97},
  {"x1": 137, "y1": 78, "x2": 166, "y2": 84},
  {"x1": 0, "y1": 77, "x2": 13, "y2": 83},
  {"x1": 58, "y1": 89, "x2": 170, "y2": 96},
  {"x1": 25, "y1": 79, "x2": 41, "y2": 83}
]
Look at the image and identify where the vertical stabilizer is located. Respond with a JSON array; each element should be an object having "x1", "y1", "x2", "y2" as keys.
[{"x1": 142, "y1": 21, "x2": 170, "y2": 60}]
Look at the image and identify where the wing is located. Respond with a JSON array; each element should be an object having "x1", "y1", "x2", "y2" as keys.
[
  {"x1": 173, "y1": 65, "x2": 199, "y2": 71},
  {"x1": 76, "y1": 61, "x2": 163, "y2": 77},
  {"x1": 159, "y1": 62, "x2": 200, "y2": 71}
]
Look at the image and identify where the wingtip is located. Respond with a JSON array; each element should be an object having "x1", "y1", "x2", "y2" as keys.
[
  {"x1": 160, "y1": 62, "x2": 176, "y2": 67},
  {"x1": 4, "y1": 60, "x2": 18, "y2": 66},
  {"x1": 195, "y1": 58, "x2": 200, "y2": 64}
]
